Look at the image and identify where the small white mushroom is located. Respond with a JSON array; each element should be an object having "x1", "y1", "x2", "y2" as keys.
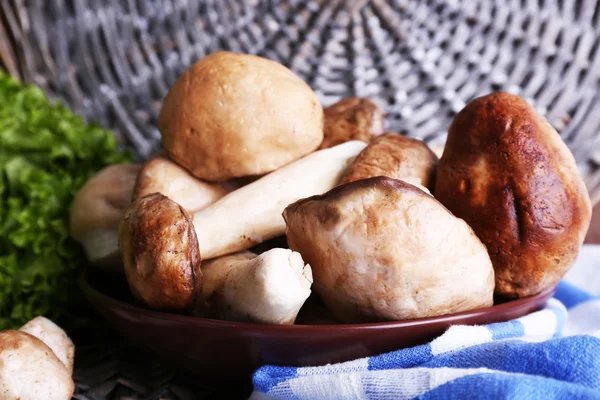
[
  {"x1": 200, "y1": 249, "x2": 313, "y2": 324},
  {"x1": 0, "y1": 317, "x2": 74, "y2": 400},
  {"x1": 20, "y1": 316, "x2": 74, "y2": 373}
]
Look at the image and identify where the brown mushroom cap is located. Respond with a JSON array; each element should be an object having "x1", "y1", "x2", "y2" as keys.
[
  {"x1": 339, "y1": 133, "x2": 438, "y2": 190},
  {"x1": 159, "y1": 51, "x2": 324, "y2": 182},
  {"x1": 284, "y1": 176, "x2": 495, "y2": 323},
  {"x1": 119, "y1": 193, "x2": 202, "y2": 311},
  {"x1": 435, "y1": 92, "x2": 592, "y2": 298},
  {"x1": 319, "y1": 97, "x2": 385, "y2": 149},
  {"x1": 0, "y1": 330, "x2": 74, "y2": 400}
]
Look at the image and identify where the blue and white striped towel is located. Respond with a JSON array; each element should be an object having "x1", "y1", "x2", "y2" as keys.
[{"x1": 251, "y1": 245, "x2": 600, "y2": 400}]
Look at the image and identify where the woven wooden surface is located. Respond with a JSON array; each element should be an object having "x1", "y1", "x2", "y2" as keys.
[
  {"x1": 1, "y1": 1, "x2": 600, "y2": 399},
  {"x1": 71, "y1": 327, "x2": 252, "y2": 400},
  {"x1": 2, "y1": 0, "x2": 600, "y2": 203}
]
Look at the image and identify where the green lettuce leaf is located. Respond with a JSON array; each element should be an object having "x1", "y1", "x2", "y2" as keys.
[{"x1": 0, "y1": 69, "x2": 131, "y2": 330}]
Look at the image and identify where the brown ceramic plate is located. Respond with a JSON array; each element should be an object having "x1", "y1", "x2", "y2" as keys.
[{"x1": 80, "y1": 269, "x2": 555, "y2": 377}]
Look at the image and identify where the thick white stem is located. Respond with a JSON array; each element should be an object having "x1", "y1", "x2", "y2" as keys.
[
  {"x1": 201, "y1": 249, "x2": 313, "y2": 324},
  {"x1": 193, "y1": 141, "x2": 367, "y2": 259}
]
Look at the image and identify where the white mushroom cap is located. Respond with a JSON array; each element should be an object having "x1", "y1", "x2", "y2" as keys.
[
  {"x1": 0, "y1": 330, "x2": 74, "y2": 400},
  {"x1": 20, "y1": 316, "x2": 74, "y2": 373}
]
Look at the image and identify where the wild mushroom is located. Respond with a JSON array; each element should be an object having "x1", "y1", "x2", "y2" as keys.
[
  {"x1": 0, "y1": 317, "x2": 74, "y2": 400},
  {"x1": 339, "y1": 133, "x2": 439, "y2": 191},
  {"x1": 435, "y1": 92, "x2": 592, "y2": 298},
  {"x1": 20, "y1": 316, "x2": 74, "y2": 373},
  {"x1": 190, "y1": 140, "x2": 367, "y2": 258},
  {"x1": 283, "y1": 176, "x2": 495, "y2": 323},
  {"x1": 119, "y1": 193, "x2": 201, "y2": 311},
  {"x1": 70, "y1": 164, "x2": 141, "y2": 272},
  {"x1": 159, "y1": 51, "x2": 324, "y2": 182},
  {"x1": 199, "y1": 248, "x2": 312, "y2": 324},
  {"x1": 319, "y1": 97, "x2": 385, "y2": 149},
  {"x1": 119, "y1": 141, "x2": 366, "y2": 311}
]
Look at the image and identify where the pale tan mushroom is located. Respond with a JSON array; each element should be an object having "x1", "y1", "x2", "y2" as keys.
[
  {"x1": 20, "y1": 316, "x2": 74, "y2": 373},
  {"x1": 0, "y1": 317, "x2": 75, "y2": 400},
  {"x1": 70, "y1": 164, "x2": 141, "y2": 272},
  {"x1": 339, "y1": 133, "x2": 438, "y2": 191},
  {"x1": 159, "y1": 51, "x2": 324, "y2": 182},
  {"x1": 284, "y1": 176, "x2": 495, "y2": 323},
  {"x1": 133, "y1": 153, "x2": 238, "y2": 213}
]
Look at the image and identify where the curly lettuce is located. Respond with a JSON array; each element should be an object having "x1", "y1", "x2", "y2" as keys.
[{"x1": 0, "y1": 70, "x2": 131, "y2": 329}]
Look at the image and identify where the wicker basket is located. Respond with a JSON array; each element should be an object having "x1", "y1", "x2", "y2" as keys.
[
  {"x1": 2, "y1": 1, "x2": 600, "y2": 398},
  {"x1": 2, "y1": 0, "x2": 600, "y2": 204}
]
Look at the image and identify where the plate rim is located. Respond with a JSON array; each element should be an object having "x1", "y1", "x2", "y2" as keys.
[{"x1": 79, "y1": 268, "x2": 556, "y2": 332}]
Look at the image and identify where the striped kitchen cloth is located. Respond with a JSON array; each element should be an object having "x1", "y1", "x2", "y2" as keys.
[{"x1": 251, "y1": 251, "x2": 600, "y2": 399}]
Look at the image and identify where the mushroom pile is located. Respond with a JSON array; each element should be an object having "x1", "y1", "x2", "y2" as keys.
[{"x1": 71, "y1": 52, "x2": 592, "y2": 325}]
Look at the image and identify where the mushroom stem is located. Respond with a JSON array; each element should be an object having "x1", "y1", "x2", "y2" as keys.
[
  {"x1": 133, "y1": 153, "x2": 237, "y2": 212},
  {"x1": 192, "y1": 140, "x2": 367, "y2": 259},
  {"x1": 200, "y1": 249, "x2": 312, "y2": 324}
]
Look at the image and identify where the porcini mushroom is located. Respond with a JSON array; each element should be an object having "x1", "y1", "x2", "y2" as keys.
[
  {"x1": 200, "y1": 249, "x2": 312, "y2": 324},
  {"x1": 19, "y1": 316, "x2": 74, "y2": 373},
  {"x1": 435, "y1": 92, "x2": 592, "y2": 298},
  {"x1": 70, "y1": 164, "x2": 141, "y2": 272},
  {"x1": 119, "y1": 141, "x2": 366, "y2": 311},
  {"x1": 284, "y1": 176, "x2": 495, "y2": 323},
  {"x1": 0, "y1": 317, "x2": 74, "y2": 400},
  {"x1": 339, "y1": 133, "x2": 438, "y2": 191},
  {"x1": 319, "y1": 97, "x2": 385, "y2": 149},
  {"x1": 159, "y1": 51, "x2": 324, "y2": 182},
  {"x1": 192, "y1": 140, "x2": 367, "y2": 259},
  {"x1": 119, "y1": 193, "x2": 202, "y2": 311}
]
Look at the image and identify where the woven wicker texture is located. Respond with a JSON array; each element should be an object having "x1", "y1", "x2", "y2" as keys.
[
  {"x1": 3, "y1": 0, "x2": 600, "y2": 204},
  {"x1": 71, "y1": 327, "x2": 251, "y2": 400},
  {"x1": 2, "y1": 1, "x2": 600, "y2": 398}
]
